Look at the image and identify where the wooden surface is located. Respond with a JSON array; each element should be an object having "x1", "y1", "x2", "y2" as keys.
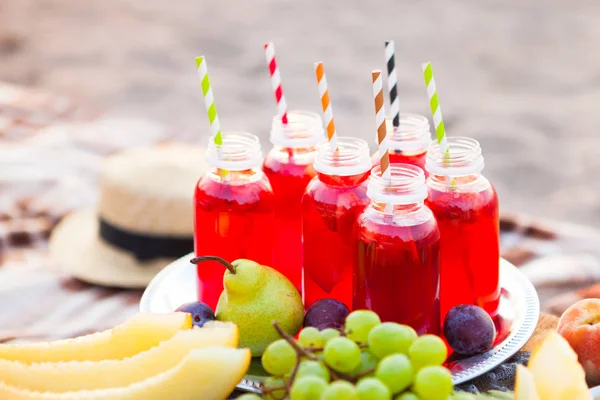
[{"x1": 522, "y1": 313, "x2": 559, "y2": 352}]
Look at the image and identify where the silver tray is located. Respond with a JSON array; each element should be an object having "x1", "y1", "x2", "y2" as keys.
[{"x1": 140, "y1": 256, "x2": 539, "y2": 391}]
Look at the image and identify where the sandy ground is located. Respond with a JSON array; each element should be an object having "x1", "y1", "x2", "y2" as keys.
[{"x1": 2, "y1": 0, "x2": 600, "y2": 225}]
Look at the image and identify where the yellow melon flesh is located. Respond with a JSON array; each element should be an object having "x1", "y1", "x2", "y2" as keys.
[
  {"x1": 0, "y1": 347, "x2": 251, "y2": 400},
  {"x1": 528, "y1": 331, "x2": 592, "y2": 400},
  {"x1": 0, "y1": 321, "x2": 237, "y2": 392},
  {"x1": 0, "y1": 313, "x2": 192, "y2": 363},
  {"x1": 514, "y1": 365, "x2": 540, "y2": 400}
]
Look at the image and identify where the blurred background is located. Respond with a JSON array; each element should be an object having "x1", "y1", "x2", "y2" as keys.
[{"x1": 1, "y1": 0, "x2": 600, "y2": 224}]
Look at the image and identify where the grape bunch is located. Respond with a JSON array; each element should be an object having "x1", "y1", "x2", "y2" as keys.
[{"x1": 240, "y1": 308, "x2": 454, "y2": 400}]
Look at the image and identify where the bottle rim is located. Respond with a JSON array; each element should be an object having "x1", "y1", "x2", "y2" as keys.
[
  {"x1": 367, "y1": 164, "x2": 428, "y2": 204},
  {"x1": 206, "y1": 131, "x2": 263, "y2": 171},
  {"x1": 425, "y1": 137, "x2": 485, "y2": 176},
  {"x1": 270, "y1": 110, "x2": 325, "y2": 148},
  {"x1": 313, "y1": 137, "x2": 372, "y2": 176},
  {"x1": 379, "y1": 113, "x2": 432, "y2": 152}
]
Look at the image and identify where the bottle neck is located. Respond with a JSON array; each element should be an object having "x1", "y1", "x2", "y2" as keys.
[
  {"x1": 270, "y1": 110, "x2": 325, "y2": 149},
  {"x1": 381, "y1": 113, "x2": 432, "y2": 153},
  {"x1": 207, "y1": 131, "x2": 263, "y2": 171},
  {"x1": 313, "y1": 137, "x2": 372, "y2": 177},
  {"x1": 425, "y1": 137, "x2": 485, "y2": 177},
  {"x1": 367, "y1": 164, "x2": 428, "y2": 206}
]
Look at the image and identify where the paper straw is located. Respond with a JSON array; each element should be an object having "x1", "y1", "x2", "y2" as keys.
[
  {"x1": 264, "y1": 42, "x2": 288, "y2": 125},
  {"x1": 385, "y1": 41, "x2": 400, "y2": 127},
  {"x1": 422, "y1": 62, "x2": 448, "y2": 155},
  {"x1": 196, "y1": 56, "x2": 227, "y2": 177},
  {"x1": 372, "y1": 70, "x2": 390, "y2": 179},
  {"x1": 314, "y1": 62, "x2": 338, "y2": 150}
]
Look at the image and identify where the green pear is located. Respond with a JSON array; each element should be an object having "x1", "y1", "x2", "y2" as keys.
[{"x1": 193, "y1": 256, "x2": 304, "y2": 357}]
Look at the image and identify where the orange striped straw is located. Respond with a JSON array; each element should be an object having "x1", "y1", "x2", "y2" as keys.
[
  {"x1": 314, "y1": 62, "x2": 338, "y2": 150},
  {"x1": 372, "y1": 70, "x2": 390, "y2": 179}
]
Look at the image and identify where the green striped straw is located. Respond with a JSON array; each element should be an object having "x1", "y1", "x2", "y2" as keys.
[
  {"x1": 196, "y1": 56, "x2": 226, "y2": 176},
  {"x1": 422, "y1": 62, "x2": 449, "y2": 155},
  {"x1": 423, "y1": 62, "x2": 454, "y2": 186}
]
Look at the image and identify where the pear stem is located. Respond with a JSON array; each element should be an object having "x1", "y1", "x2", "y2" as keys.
[{"x1": 190, "y1": 255, "x2": 236, "y2": 274}]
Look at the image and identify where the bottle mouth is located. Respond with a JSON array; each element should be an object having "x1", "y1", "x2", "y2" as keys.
[
  {"x1": 313, "y1": 137, "x2": 372, "y2": 176},
  {"x1": 380, "y1": 113, "x2": 432, "y2": 152},
  {"x1": 206, "y1": 131, "x2": 263, "y2": 171},
  {"x1": 368, "y1": 164, "x2": 428, "y2": 205},
  {"x1": 270, "y1": 110, "x2": 325, "y2": 148},
  {"x1": 425, "y1": 137, "x2": 485, "y2": 176}
]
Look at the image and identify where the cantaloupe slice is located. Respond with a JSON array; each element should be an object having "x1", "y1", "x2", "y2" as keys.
[
  {"x1": 0, "y1": 347, "x2": 251, "y2": 400},
  {"x1": 0, "y1": 321, "x2": 237, "y2": 392},
  {"x1": 514, "y1": 365, "x2": 540, "y2": 400},
  {"x1": 0, "y1": 313, "x2": 192, "y2": 363}
]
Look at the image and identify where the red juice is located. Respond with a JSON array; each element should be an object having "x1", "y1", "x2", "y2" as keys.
[
  {"x1": 353, "y1": 164, "x2": 441, "y2": 335},
  {"x1": 263, "y1": 111, "x2": 323, "y2": 292},
  {"x1": 424, "y1": 137, "x2": 500, "y2": 320},
  {"x1": 372, "y1": 150, "x2": 427, "y2": 173},
  {"x1": 194, "y1": 133, "x2": 275, "y2": 310},
  {"x1": 426, "y1": 181, "x2": 500, "y2": 319},
  {"x1": 302, "y1": 137, "x2": 372, "y2": 310}
]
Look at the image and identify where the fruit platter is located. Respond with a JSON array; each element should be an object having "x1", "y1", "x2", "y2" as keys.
[{"x1": 141, "y1": 255, "x2": 539, "y2": 391}]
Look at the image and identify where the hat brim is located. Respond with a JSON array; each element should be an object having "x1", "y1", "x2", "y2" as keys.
[{"x1": 49, "y1": 210, "x2": 178, "y2": 288}]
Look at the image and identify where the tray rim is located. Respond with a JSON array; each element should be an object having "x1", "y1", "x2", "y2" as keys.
[{"x1": 140, "y1": 256, "x2": 540, "y2": 390}]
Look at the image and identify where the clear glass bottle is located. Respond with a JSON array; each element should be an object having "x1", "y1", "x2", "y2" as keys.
[
  {"x1": 263, "y1": 111, "x2": 325, "y2": 292},
  {"x1": 371, "y1": 113, "x2": 432, "y2": 174},
  {"x1": 194, "y1": 132, "x2": 275, "y2": 309},
  {"x1": 302, "y1": 137, "x2": 372, "y2": 310},
  {"x1": 425, "y1": 137, "x2": 500, "y2": 320},
  {"x1": 354, "y1": 164, "x2": 441, "y2": 334}
]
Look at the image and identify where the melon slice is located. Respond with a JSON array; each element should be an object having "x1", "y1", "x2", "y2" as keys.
[
  {"x1": 0, "y1": 321, "x2": 237, "y2": 392},
  {"x1": 0, "y1": 347, "x2": 251, "y2": 400},
  {"x1": 0, "y1": 313, "x2": 192, "y2": 363},
  {"x1": 514, "y1": 365, "x2": 540, "y2": 400}
]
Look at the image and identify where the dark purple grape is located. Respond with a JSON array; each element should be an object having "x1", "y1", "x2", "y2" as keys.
[
  {"x1": 304, "y1": 299, "x2": 350, "y2": 330},
  {"x1": 443, "y1": 304, "x2": 496, "y2": 356},
  {"x1": 175, "y1": 301, "x2": 215, "y2": 327}
]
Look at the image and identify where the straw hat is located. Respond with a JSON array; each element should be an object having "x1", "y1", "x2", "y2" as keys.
[{"x1": 49, "y1": 144, "x2": 207, "y2": 288}]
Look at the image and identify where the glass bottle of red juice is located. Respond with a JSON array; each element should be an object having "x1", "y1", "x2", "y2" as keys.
[
  {"x1": 371, "y1": 114, "x2": 431, "y2": 173},
  {"x1": 353, "y1": 164, "x2": 441, "y2": 334},
  {"x1": 194, "y1": 132, "x2": 275, "y2": 309},
  {"x1": 302, "y1": 137, "x2": 372, "y2": 310},
  {"x1": 263, "y1": 111, "x2": 325, "y2": 292},
  {"x1": 424, "y1": 137, "x2": 500, "y2": 320}
]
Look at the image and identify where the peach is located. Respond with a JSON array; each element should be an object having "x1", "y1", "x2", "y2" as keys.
[{"x1": 557, "y1": 298, "x2": 600, "y2": 385}]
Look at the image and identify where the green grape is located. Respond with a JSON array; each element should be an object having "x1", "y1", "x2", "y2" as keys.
[
  {"x1": 351, "y1": 350, "x2": 379, "y2": 378},
  {"x1": 356, "y1": 377, "x2": 391, "y2": 400},
  {"x1": 321, "y1": 381, "x2": 359, "y2": 400},
  {"x1": 298, "y1": 327, "x2": 325, "y2": 349},
  {"x1": 261, "y1": 339, "x2": 297, "y2": 376},
  {"x1": 321, "y1": 328, "x2": 341, "y2": 343},
  {"x1": 394, "y1": 392, "x2": 419, "y2": 400},
  {"x1": 323, "y1": 337, "x2": 361, "y2": 373},
  {"x1": 412, "y1": 365, "x2": 453, "y2": 400},
  {"x1": 408, "y1": 335, "x2": 447, "y2": 370},
  {"x1": 375, "y1": 354, "x2": 414, "y2": 394},
  {"x1": 290, "y1": 376, "x2": 327, "y2": 400},
  {"x1": 263, "y1": 376, "x2": 287, "y2": 400},
  {"x1": 450, "y1": 392, "x2": 477, "y2": 400},
  {"x1": 295, "y1": 360, "x2": 330, "y2": 382},
  {"x1": 368, "y1": 323, "x2": 418, "y2": 359},
  {"x1": 345, "y1": 310, "x2": 381, "y2": 343},
  {"x1": 236, "y1": 395, "x2": 263, "y2": 400}
]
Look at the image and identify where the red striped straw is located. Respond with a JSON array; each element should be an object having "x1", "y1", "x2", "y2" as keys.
[
  {"x1": 264, "y1": 42, "x2": 288, "y2": 125},
  {"x1": 314, "y1": 62, "x2": 338, "y2": 150}
]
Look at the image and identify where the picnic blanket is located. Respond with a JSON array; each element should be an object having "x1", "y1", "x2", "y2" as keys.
[{"x1": 1, "y1": 82, "x2": 600, "y2": 395}]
